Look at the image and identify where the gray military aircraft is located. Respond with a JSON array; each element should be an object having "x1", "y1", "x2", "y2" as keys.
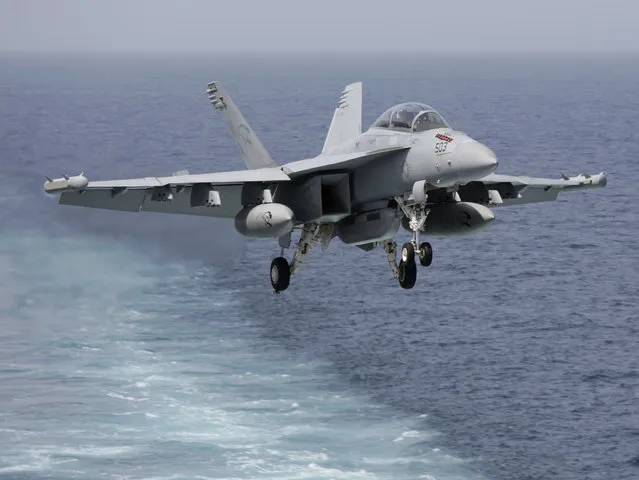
[{"x1": 44, "y1": 81, "x2": 607, "y2": 292}]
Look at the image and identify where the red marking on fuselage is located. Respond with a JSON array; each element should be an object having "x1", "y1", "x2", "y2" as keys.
[{"x1": 436, "y1": 134, "x2": 453, "y2": 142}]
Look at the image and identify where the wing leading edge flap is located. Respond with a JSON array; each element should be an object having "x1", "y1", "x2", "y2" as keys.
[{"x1": 81, "y1": 167, "x2": 290, "y2": 190}]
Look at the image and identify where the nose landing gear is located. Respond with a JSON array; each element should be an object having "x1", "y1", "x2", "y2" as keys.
[
  {"x1": 382, "y1": 238, "x2": 432, "y2": 290},
  {"x1": 383, "y1": 195, "x2": 434, "y2": 289},
  {"x1": 418, "y1": 241, "x2": 433, "y2": 267},
  {"x1": 398, "y1": 244, "x2": 417, "y2": 289}
]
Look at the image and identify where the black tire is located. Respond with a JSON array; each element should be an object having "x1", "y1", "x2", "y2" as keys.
[
  {"x1": 401, "y1": 242, "x2": 416, "y2": 264},
  {"x1": 398, "y1": 260, "x2": 417, "y2": 289},
  {"x1": 270, "y1": 257, "x2": 290, "y2": 292},
  {"x1": 419, "y1": 242, "x2": 433, "y2": 267}
]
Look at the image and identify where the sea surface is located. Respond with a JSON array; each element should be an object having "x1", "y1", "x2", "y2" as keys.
[{"x1": 0, "y1": 54, "x2": 638, "y2": 480}]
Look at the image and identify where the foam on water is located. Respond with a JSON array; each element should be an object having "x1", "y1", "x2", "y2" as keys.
[{"x1": 0, "y1": 230, "x2": 483, "y2": 479}]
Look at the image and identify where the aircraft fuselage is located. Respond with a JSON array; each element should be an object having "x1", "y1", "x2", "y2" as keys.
[{"x1": 294, "y1": 125, "x2": 498, "y2": 220}]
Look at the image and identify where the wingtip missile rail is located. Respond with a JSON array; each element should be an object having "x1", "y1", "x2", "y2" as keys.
[
  {"x1": 44, "y1": 173, "x2": 89, "y2": 194},
  {"x1": 564, "y1": 172, "x2": 607, "y2": 190}
]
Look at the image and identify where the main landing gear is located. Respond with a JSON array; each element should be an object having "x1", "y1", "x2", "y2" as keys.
[
  {"x1": 269, "y1": 257, "x2": 290, "y2": 292},
  {"x1": 268, "y1": 205, "x2": 434, "y2": 292},
  {"x1": 383, "y1": 196, "x2": 434, "y2": 289},
  {"x1": 269, "y1": 223, "x2": 333, "y2": 293}
]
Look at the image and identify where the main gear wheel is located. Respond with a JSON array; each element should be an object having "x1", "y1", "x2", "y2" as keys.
[{"x1": 270, "y1": 257, "x2": 290, "y2": 292}]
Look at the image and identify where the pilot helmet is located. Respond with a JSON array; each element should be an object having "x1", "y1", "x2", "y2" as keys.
[{"x1": 391, "y1": 108, "x2": 415, "y2": 129}]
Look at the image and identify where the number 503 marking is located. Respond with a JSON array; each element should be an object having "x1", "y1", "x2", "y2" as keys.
[{"x1": 435, "y1": 141, "x2": 448, "y2": 153}]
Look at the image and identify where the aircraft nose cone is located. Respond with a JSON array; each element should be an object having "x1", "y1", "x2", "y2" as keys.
[{"x1": 454, "y1": 140, "x2": 498, "y2": 182}]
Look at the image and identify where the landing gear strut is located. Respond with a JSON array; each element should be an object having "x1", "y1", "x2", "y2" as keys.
[
  {"x1": 269, "y1": 223, "x2": 332, "y2": 293},
  {"x1": 381, "y1": 196, "x2": 434, "y2": 289}
]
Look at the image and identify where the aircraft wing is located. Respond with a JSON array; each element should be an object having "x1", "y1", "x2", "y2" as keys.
[
  {"x1": 45, "y1": 148, "x2": 410, "y2": 218},
  {"x1": 46, "y1": 168, "x2": 290, "y2": 219},
  {"x1": 476, "y1": 172, "x2": 607, "y2": 206}
]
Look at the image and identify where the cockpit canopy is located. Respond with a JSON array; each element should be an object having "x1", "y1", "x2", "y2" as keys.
[{"x1": 371, "y1": 102, "x2": 449, "y2": 132}]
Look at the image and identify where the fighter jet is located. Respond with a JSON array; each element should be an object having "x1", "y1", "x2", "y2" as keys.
[{"x1": 44, "y1": 81, "x2": 607, "y2": 292}]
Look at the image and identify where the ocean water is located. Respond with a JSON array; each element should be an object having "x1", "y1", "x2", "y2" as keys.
[{"x1": 0, "y1": 54, "x2": 638, "y2": 480}]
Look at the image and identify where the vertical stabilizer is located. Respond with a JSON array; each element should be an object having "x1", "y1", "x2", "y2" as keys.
[
  {"x1": 322, "y1": 82, "x2": 362, "y2": 153},
  {"x1": 206, "y1": 81, "x2": 276, "y2": 169}
]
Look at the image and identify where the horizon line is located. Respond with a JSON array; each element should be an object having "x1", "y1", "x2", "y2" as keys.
[{"x1": 1, "y1": 49, "x2": 638, "y2": 58}]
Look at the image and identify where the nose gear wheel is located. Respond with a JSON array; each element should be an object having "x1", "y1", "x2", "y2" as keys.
[
  {"x1": 380, "y1": 239, "x2": 423, "y2": 290},
  {"x1": 418, "y1": 242, "x2": 433, "y2": 267},
  {"x1": 398, "y1": 259, "x2": 417, "y2": 289},
  {"x1": 401, "y1": 242, "x2": 415, "y2": 263},
  {"x1": 380, "y1": 194, "x2": 435, "y2": 289}
]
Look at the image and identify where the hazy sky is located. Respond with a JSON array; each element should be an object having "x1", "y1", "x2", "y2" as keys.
[{"x1": 0, "y1": 0, "x2": 637, "y2": 54}]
